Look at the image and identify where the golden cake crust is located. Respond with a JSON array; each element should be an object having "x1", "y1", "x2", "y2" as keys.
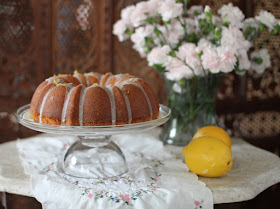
[{"x1": 30, "y1": 72, "x2": 160, "y2": 126}]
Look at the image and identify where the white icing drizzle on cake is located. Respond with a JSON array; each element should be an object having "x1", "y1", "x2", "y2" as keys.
[
  {"x1": 133, "y1": 83, "x2": 153, "y2": 120},
  {"x1": 100, "y1": 85, "x2": 116, "y2": 125},
  {"x1": 84, "y1": 74, "x2": 90, "y2": 86},
  {"x1": 39, "y1": 85, "x2": 56, "y2": 123},
  {"x1": 118, "y1": 86, "x2": 132, "y2": 124},
  {"x1": 61, "y1": 86, "x2": 75, "y2": 125},
  {"x1": 104, "y1": 74, "x2": 114, "y2": 86},
  {"x1": 74, "y1": 74, "x2": 83, "y2": 85},
  {"x1": 78, "y1": 86, "x2": 87, "y2": 126}
]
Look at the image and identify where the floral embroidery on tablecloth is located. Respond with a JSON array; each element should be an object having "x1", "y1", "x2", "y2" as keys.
[
  {"x1": 194, "y1": 200, "x2": 204, "y2": 209},
  {"x1": 42, "y1": 160, "x2": 164, "y2": 206}
]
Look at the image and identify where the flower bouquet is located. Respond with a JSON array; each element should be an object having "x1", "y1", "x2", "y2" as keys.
[{"x1": 113, "y1": 0, "x2": 280, "y2": 146}]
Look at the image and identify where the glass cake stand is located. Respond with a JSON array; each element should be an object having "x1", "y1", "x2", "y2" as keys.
[{"x1": 15, "y1": 104, "x2": 171, "y2": 179}]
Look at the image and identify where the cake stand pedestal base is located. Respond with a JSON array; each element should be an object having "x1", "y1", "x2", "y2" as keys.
[{"x1": 62, "y1": 135, "x2": 128, "y2": 179}]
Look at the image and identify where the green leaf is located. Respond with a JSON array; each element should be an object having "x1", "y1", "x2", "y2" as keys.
[
  {"x1": 259, "y1": 23, "x2": 265, "y2": 32},
  {"x1": 143, "y1": 46, "x2": 151, "y2": 53},
  {"x1": 271, "y1": 24, "x2": 280, "y2": 35},
  {"x1": 252, "y1": 57, "x2": 263, "y2": 64},
  {"x1": 199, "y1": 19, "x2": 207, "y2": 27},
  {"x1": 153, "y1": 64, "x2": 167, "y2": 73},
  {"x1": 164, "y1": 20, "x2": 171, "y2": 26},
  {"x1": 168, "y1": 50, "x2": 176, "y2": 57},
  {"x1": 145, "y1": 37, "x2": 154, "y2": 45},
  {"x1": 197, "y1": 51, "x2": 203, "y2": 59},
  {"x1": 194, "y1": 10, "x2": 200, "y2": 16},
  {"x1": 178, "y1": 78, "x2": 186, "y2": 86},
  {"x1": 205, "y1": 10, "x2": 212, "y2": 23},
  {"x1": 124, "y1": 28, "x2": 133, "y2": 36},
  {"x1": 222, "y1": 19, "x2": 229, "y2": 27},
  {"x1": 214, "y1": 28, "x2": 221, "y2": 39},
  {"x1": 154, "y1": 27, "x2": 161, "y2": 37},
  {"x1": 146, "y1": 17, "x2": 157, "y2": 24}
]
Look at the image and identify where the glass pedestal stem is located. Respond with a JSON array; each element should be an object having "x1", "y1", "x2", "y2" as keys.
[{"x1": 62, "y1": 135, "x2": 128, "y2": 179}]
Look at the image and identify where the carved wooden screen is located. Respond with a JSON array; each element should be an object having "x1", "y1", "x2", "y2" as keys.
[
  {"x1": 53, "y1": 0, "x2": 113, "y2": 74},
  {"x1": 0, "y1": 0, "x2": 53, "y2": 142}
]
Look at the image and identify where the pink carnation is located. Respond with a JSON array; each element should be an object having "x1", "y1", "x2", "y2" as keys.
[
  {"x1": 217, "y1": 47, "x2": 237, "y2": 73},
  {"x1": 201, "y1": 47, "x2": 220, "y2": 73},
  {"x1": 202, "y1": 46, "x2": 237, "y2": 73}
]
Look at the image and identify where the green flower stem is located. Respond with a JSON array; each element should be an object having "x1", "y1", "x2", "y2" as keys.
[
  {"x1": 175, "y1": 55, "x2": 197, "y2": 77},
  {"x1": 161, "y1": 73, "x2": 222, "y2": 146}
]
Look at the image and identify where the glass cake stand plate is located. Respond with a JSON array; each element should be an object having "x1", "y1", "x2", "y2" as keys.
[{"x1": 15, "y1": 104, "x2": 171, "y2": 179}]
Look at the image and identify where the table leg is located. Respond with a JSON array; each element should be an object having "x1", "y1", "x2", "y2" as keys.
[{"x1": 0, "y1": 192, "x2": 7, "y2": 209}]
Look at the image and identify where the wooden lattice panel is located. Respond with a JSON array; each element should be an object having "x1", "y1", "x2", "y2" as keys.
[
  {"x1": 246, "y1": 0, "x2": 280, "y2": 101},
  {"x1": 53, "y1": 0, "x2": 113, "y2": 75},
  {"x1": 0, "y1": 0, "x2": 52, "y2": 97}
]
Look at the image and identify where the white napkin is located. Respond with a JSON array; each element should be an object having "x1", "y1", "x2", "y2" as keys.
[{"x1": 17, "y1": 128, "x2": 213, "y2": 209}]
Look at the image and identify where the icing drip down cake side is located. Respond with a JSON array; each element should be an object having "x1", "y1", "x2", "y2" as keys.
[{"x1": 30, "y1": 72, "x2": 159, "y2": 126}]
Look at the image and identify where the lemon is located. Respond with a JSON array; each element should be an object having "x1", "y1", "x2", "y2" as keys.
[
  {"x1": 183, "y1": 136, "x2": 232, "y2": 177},
  {"x1": 193, "y1": 126, "x2": 231, "y2": 148}
]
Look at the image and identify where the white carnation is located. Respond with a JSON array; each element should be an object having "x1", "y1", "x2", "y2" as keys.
[
  {"x1": 204, "y1": 5, "x2": 211, "y2": 13},
  {"x1": 147, "y1": 45, "x2": 171, "y2": 67},
  {"x1": 177, "y1": 43, "x2": 203, "y2": 76},
  {"x1": 177, "y1": 43, "x2": 197, "y2": 60},
  {"x1": 165, "y1": 58, "x2": 194, "y2": 80},
  {"x1": 201, "y1": 46, "x2": 220, "y2": 73},
  {"x1": 164, "y1": 19, "x2": 185, "y2": 48},
  {"x1": 243, "y1": 18, "x2": 259, "y2": 30},
  {"x1": 184, "y1": 18, "x2": 197, "y2": 34},
  {"x1": 133, "y1": 44, "x2": 147, "y2": 58},
  {"x1": 121, "y1": 5, "x2": 135, "y2": 23},
  {"x1": 187, "y1": 5, "x2": 203, "y2": 17},
  {"x1": 131, "y1": 26, "x2": 154, "y2": 58},
  {"x1": 195, "y1": 38, "x2": 213, "y2": 54},
  {"x1": 218, "y1": 3, "x2": 245, "y2": 28},
  {"x1": 250, "y1": 49, "x2": 271, "y2": 74},
  {"x1": 131, "y1": 26, "x2": 154, "y2": 47},
  {"x1": 113, "y1": 20, "x2": 130, "y2": 42},
  {"x1": 221, "y1": 25, "x2": 251, "y2": 54},
  {"x1": 130, "y1": 1, "x2": 149, "y2": 27},
  {"x1": 147, "y1": 0, "x2": 161, "y2": 16},
  {"x1": 212, "y1": 15, "x2": 222, "y2": 27},
  {"x1": 158, "y1": 0, "x2": 183, "y2": 21},
  {"x1": 256, "y1": 10, "x2": 277, "y2": 31},
  {"x1": 172, "y1": 83, "x2": 182, "y2": 93}
]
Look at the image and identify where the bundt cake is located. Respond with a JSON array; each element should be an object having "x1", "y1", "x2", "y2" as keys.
[{"x1": 30, "y1": 71, "x2": 159, "y2": 126}]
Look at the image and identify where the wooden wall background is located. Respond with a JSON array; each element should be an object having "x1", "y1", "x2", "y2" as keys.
[{"x1": 0, "y1": 0, "x2": 279, "y2": 208}]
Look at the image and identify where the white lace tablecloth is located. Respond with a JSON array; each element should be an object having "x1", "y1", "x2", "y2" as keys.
[{"x1": 17, "y1": 128, "x2": 213, "y2": 209}]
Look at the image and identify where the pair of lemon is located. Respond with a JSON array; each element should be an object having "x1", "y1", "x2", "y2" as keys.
[{"x1": 182, "y1": 126, "x2": 233, "y2": 177}]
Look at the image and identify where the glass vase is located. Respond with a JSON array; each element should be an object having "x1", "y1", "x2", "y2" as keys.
[{"x1": 160, "y1": 74, "x2": 222, "y2": 146}]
